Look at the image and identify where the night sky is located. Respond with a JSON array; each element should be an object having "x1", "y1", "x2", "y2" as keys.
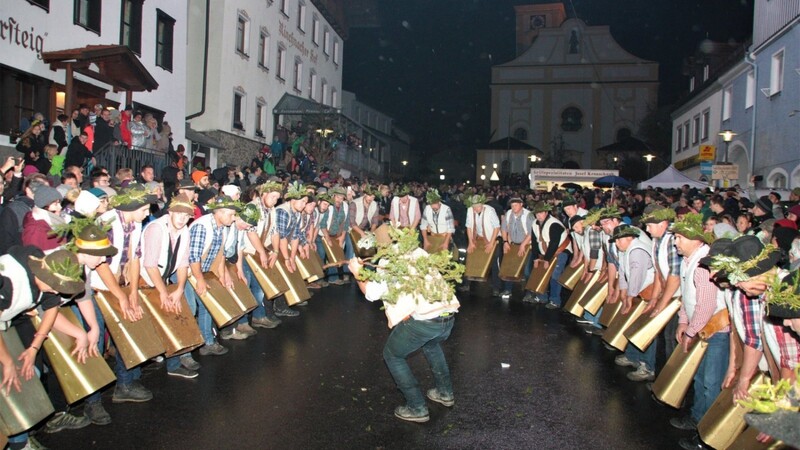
[{"x1": 342, "y1": 0, "x2": 754, "y2": 177}]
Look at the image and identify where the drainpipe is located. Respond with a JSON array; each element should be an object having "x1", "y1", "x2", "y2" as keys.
[
  {"x1": 186, "y1": 0, "x2": 210, "y2": 121},
  {"x1": 743, "y1": 51, "x2": 757, "y2": 181}
]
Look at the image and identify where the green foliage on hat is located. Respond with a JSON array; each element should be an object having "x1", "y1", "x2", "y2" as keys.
[
  {"x1": 109, "y1": 185, "x2": 154, "y2": 209},
  {"x1": 362, "y1": 184, "x2": 379, "y2": 197},
  {"x1": 531, "y1": 202, "x2": 553, "y2": 213},
  {"x1": 710, "y1": 243, "x2": 778, "y2": 284},
  {"x1": 239, "y1": 204, "x2": 261, "y2": 226},
  {"x1": 43, "y1": 254, "x2": 84, "y2": 282},
  {"x1": 464, "y1": 193, "x2": 487, "y2": 208},
  {"x1": 426, "y1": 188, "x2": 442, "y2": 204},
  {"x1": 284, "y1": 181, "x2": 307, "y2": 200},
  {"x1": 670, "y1": 212, "x2": 714, "y2": 243},
  {"x1": 258, "y1": 181, "x2": 283, "y2": 194},
  {"x1": 597, "y1": 206, "x2": 622, "y2": 220},
  {"x1": 317, "y1": 193, "x2": 332, "y2": 204},
  {"x1": 584, "y1": 208, "x2": 603, "y2": 226},
  {"x1": 766, "y1": 271, "x2": 800, "y2": 312},
  {"x1": 50, "y1": 215, "x2": 113, "y2": 241},
  {"x1": 640, "y1": 206, "x2": 676, "y2": 223},
  {"x1": 395, "y1": 184, "x2": 411, "y2": 197},
  {"x1": 207, "y1": 196, "x2": 245, "y2": 211},
  {"x1": 357, "y1": 227, "x2": 465, "y2": 305}
]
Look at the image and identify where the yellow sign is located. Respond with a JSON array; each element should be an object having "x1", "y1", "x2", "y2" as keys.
[{"x1": 699, "y1": 145, "x2": 716, "y2": 161}]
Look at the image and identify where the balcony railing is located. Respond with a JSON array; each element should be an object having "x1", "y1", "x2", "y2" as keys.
[{"x1": 93, "y1": 142, "x2": 170, "y2": 177}]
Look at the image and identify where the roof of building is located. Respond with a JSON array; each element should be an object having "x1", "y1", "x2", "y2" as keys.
[{"x1": 42, "y1": 45, "x2": 158, "y2": 92}]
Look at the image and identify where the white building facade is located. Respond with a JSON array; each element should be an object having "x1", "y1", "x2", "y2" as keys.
[
  {"x1": 0, "y1": 0, "x2": 187, "y2": 153},
  {"x1": 186, "y1": 0, "x2": 345, "y2": 168},
  {"x1": 490, "y1": 3, "x2": 658, "y2": 171}
]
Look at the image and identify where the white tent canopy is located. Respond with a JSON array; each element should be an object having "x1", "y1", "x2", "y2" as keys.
[{"x1": 638, "y1": 165, "x2": 709, "y2": 190}]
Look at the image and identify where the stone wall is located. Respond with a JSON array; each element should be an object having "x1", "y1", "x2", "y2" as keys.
[{"x1": 204, "y1": 130, "x2": 264, "y2": 169}]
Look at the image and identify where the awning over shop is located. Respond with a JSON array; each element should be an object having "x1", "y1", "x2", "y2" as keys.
[
  {"x1": 185, "y1": 123, "x2": 224, "y2": 148},
  {"x1": 272, "y1": 93, "x2": 339, "y2": 116}
]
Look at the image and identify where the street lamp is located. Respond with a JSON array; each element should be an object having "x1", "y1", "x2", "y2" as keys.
[
  {"x1": 644, "y1": 154, "x2": 656, "y2": 179},
  {"x1": 719, "y1": 130, "x2": 736, "y2": 163}
]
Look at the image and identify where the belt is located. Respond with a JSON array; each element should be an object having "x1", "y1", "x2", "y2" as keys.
[{"x1": 427, "y1": 313, "x2": 456, "y2": 322}]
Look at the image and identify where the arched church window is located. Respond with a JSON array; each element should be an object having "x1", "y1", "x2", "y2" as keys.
[
  {"x1": 513, "y1": 127, "x2": 528, "y2": 141},
  {"x1": 616, "y1": 128, "x2": 632, "y2": 142},
  {"x1": 569, "y1": 30, "x2": 579, "y2": 54},
  {"x1": 561, "y1": 107, "x2": 583, "y2": 132}
]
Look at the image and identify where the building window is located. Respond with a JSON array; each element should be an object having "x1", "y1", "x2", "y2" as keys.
[
  {"x1": 236, "y1": 13, "x2": 249, "y2": 56},
  {"x1": 280, "y1": 0, "x2": 289, "y2": 17},
  {"x1": 560, "y1": 107, "x2": 583, "y2": 132},
  {"x1": 513, "y1": 127, "x2": 528, "y2": 141},
  {"x1": 333, "y1": 39, "x2": 340, "y2": 66},
  {"x1": 155, "y1": 10, "x2": 175, "y2": 71},
  {"x1": 616, "y1": 127, "x2": 632, "y2": 142},
  {"x1": 258, "y1": 30, "x2": 270, "y2": 68},
  {"x1": 745, "y1": 70, "x2": 755, "y2": 108},
  {"x1": 74, "y1": 0, "x2": 102, "y2": 34},
  {"x1": 297, "y1": 2, "x2": 306, "y2": 32},
  {"x1": 312, "y1": 15, "x2": 320, "y2": 45},
  {"x1": 331, "y1": 88, "x2": 338, "y2": 108},
  {"x1": 703, "y1": 65, "x2": 709, "y2": 82},
  {"x1": 293, "y1": 58, "x2": 303, "y2": 92},
  {"x1": 769, "y1": 49, "x2": 784, "y2": 96},
  {"x1": 120, "y1": 0, "x2": 143, "y2": 54},
  {"x1": 308, "y1": 70, "x2": 317, "y2": 100},
  {"x1": 255, "y1": 102, "x2": 265, "y2": 137},
  {"x1": 692, "y1": 115, "x2": 700, "y2": 145},
  {"x1": 276, "y1": 45, "x2": 287, "y2": 80},
  {"x1": 27, "y1": 0, "x2": 50, "y2": 11},
  {"x1": 701, "y1": 109, "x2": 710, "y2": 141},
  {"x1": 233, "y1": 91, "x2": 245, "y2": 130},
  {"x1": 323, "y1": 28, "x2": 331, "y2": 55},
  {"x1": 676, "y1": 126, "x2": 683, "y2": 153},
  {"x1": 689, "y1": 77, "x2": 695, "y2": 92},
  {"x1": 683, "y1": 120, "x2": 690, "y2": 149},
  {"x1": 722, "y1": 86, "x2": 732, "y2": 121},
  {"x1": 321, "y1": 79, "x2": 329, "y2": 106}
]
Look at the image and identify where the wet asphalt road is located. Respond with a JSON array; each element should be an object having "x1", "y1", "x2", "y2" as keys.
[{"x1": 37, "y1": 282, "x2": 689, "y2": 449}]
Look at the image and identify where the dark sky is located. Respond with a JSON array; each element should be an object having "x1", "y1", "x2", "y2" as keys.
[{"x1": 342, "y1": 0, "x2": 754, "y2": 174}]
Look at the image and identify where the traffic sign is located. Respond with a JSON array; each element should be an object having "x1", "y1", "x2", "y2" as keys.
[{"x1": 700, "y1": 162, "x2": 713, "y2": 175}]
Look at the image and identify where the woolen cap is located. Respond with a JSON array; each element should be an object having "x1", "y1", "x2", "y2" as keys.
[{"x1": 34, "y1": 187, "x2": 62, "y2": 209}]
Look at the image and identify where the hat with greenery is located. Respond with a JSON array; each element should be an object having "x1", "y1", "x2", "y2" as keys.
[
  {"x1": 258, "y1": 181, "x2": 283, "y2": 194},
  {"x1": 283, "y1": 181, "x2": 308, "y2": 200},
  {"x1": 561, "y1": 195, "x2": 578, "y2": 207},
  {"x1": 765, "y1": 270, "x2": 800, "y2": 319},
  {"x1": 395, "y1": 184, "x2": 411, "y2": 197},
  {"x1": 110, "y1": 184, "x2": 157, "y2": 211},
  {"x1": 329, "y1": 186, "x2": 347, "y2": 197},
  {"x1": 426, "y1": 188, "x2": 442, "y2": 204},
  {"x1": 597, "y1": 206, "x2": 622, "y2": 221},
  {"x1": 464, "y1": 193, "x2": 487, "y2": 208},
  {"x1": 51, "y1": 216, "x2": 117, "y2": 257},
  {"x1": 584, "y1": 208, "x2": 604, "y2": 226},
  {"x1": 710, "y1": 235, "x2": 781, "y2": 284},
  {"x1": 28, "y1": 250, "x2": 85, "y2": 295},
  {"x1": 362, "y1": 184, "x2": 379, "y2": 197},
  {"x1": 356, "y1": 227, "x2": 465, "y2": 305},
  {"x1": 670, "y1": 212, "x2": 714, "y2": 243},
  {"x1": 609, "y1": 224, "x2": 641, "y2": 242},
  {"x1": 207, "y1": 195, "x2": 244, "y2": 212},
  {"x1": 317, "y1": 193, "x2": 332, "y2": 205},
  {"x1": 167, "y1": 194, "x2": 195, "y2": 215},
  {"x1": 640, "y1": 204, "x2": 677, "y2": 224},
  {"x1": 239, "y1": 203, "x2": 261, "y2": 227},
  {"x1": 531, "y1": 202, "x2": 553, "y2": 214}
]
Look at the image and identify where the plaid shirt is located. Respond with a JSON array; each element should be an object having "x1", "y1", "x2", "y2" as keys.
[
  {"x1": 276, "y1": 207, "x2": 307, "y2": 245},
  {"x1": 189, "y1": 219, "x2": 224, "y2": 273},
  {"x1": 739, "y1": 291, "x2": 765, "y2": 352},
  {"x1": 653, "y1": 233, "x2": 681, "y2": 277},
  {"x1": 769, "y1": 318, "x2": 800, "y2": 369},
  {"x1": 586, "y1": 228, "x2": 603, "y2": 260}
]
